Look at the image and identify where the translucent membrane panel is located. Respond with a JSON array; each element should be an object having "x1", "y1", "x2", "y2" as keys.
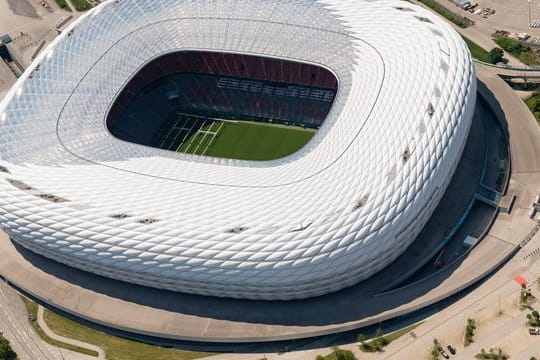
[{"x1": 106, "y1": 51, "x2": 338, "y2": 161}]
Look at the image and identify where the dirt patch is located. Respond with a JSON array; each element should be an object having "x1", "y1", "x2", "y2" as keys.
[{"x1": 7, "y1": 0, "x2": 39, "y2": 19}]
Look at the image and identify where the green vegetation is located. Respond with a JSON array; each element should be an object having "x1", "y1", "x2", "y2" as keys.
[
  {"x1": 475, "y1": 347, "x2": 509, "y2": 359},
  {"x1": 69, "y1": 0, "x2": 92, "y2": 11},
  {"x1": 0, "y1": 334, "x2": 17, "y2": 360},
  {"x1": 432, "y1": 338, "x2": 441, "y2": 360},
  {"x1": 417, "y1": 0, "x2": 473, "y2": 28},
  {"x1": 462, "y1": 36, "x2": 493, "y2": 63},
  {"x1": 22, "y1": 296, "x2": 211, "y2": 360},
  {"x1": 464, "y1": 318, "x2": 476, "y2": 347},
  {"x1": 358, "y1": 328, "x2": 388, "y2": 352},
  {"x1": 21, "y1": 296, "x2": 99, "y2": 357},
  {"x1": 358, "y1": 323, "x2": 420, "y2": 353},
  {"x1": 494, "y1": 36, "x2": 540, "y2": 66},
  {"x1": 527, "y1": 310, "x2": 540, "y2": 326},
  {"x1": 520, "y1": 283, "x2": 534, "y2": 307},
  {"x1": 489, "y1": 48, "x2": 505, "y2": 64},
  {"x1": 44, "y1": 309, "x2": 212, "y2": 360},
  {"x1": 54, "y1": 0, "x2": 71, "y2": 11},
  {"x1": 525, "y1": 93, "x2": 540, "y2": 125},
  {"x1": 316, "y1": 346, "x2": 357, "y2": 360},
  {"x1": 179, "y1": 121, "x2": 315, "y2": 161}
]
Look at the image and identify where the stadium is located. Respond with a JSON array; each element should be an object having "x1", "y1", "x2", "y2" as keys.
[{"x1": 0, "y1": 0, "x2": 475, "y2": 301}]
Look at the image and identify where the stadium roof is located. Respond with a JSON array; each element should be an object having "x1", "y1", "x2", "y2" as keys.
[{"x1": 0, "y1": 0, "x2": 476, "y2": 299}]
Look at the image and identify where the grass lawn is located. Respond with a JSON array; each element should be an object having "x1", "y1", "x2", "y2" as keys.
[
  {"x1": 179, "y1": 121, "x2": 315, "y2": 161},
  {"x1": 21, "y1": 297, "x2": 98, "y2": 357},
  {"x1": 320, "y1": 348, "x2": 356, "y2": 360},
  {"x1": 22, "y1": 297, "x2": 212, "y2": 360},
  {"x1": 462, "y1": 36, "x2": 492, "y2": 63},
  {"x1": 417, "y1": 0, "x2": 472, "y2": 28},
  {"x1": 494, "y1": 36, "x2": 540, "y2": 66},
  {"x1": 43, "y1": 309, "x2": 213, "y2": 360},
  {"x1": 69, "y1": 0, "x2": 92, "y2": 11},
  {"x1": 525, "y1": 92, "x2": 540, "y2": 125},
  {"x1": 359, "y1": 323, "x2": 421, "y2": 353},
  {"x1": 54, "y1": 0, "x2": 71, "y2": 11}
]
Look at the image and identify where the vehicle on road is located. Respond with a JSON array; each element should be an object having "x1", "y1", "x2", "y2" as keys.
[
  {"x1": 529, "y1": 327, "x2": 540, "y2": 335},
  {"x1": 447, "y1": 344, "x2": 456, "y2": 354},
  {"x1": 440, "y1": 349, "x2": 450, "y2": 359}
]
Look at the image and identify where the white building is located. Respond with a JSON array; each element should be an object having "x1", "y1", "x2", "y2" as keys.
[{"x1": 0, "y1": 0, "x2": 476, "y2": 300}]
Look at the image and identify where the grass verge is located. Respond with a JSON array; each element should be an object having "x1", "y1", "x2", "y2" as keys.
[
  {"x1": 54, "y1": 0, "x2": 71, "y2": 11},
  {"x1": 317, "y1": 346, "x2": 356, "y2": 360},
  {"x1": 462, "y1": 36, "x2": 492, "y2": 63},
  {"x1": 417, "y1": 0, "x2": 473, "y2": 28},
  {"x1": 22, "y1": 296, "x2": 212, "y2": 360},
  {"x1": 69, "y1": 0, "x2": 92, "y2": 11},
  {"x1": 525, "y1": 93, "x2": 540, "y2": 125},
  {"x1": 358, "y1": 323, "x2": 421, "y2": 353},
  {"x1": 43, "y1": 308, "x2": 212, "y2": 360},
  {"x1": 21, "y1": 296, "x2": 98, "y2": 357},
  {"x1": 494, "y1": 36, "x2": 540, "y2": 66}
]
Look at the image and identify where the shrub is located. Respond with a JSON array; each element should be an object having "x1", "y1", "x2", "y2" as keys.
[
  {"x1": 465, "y1": 319, "x2": 476, "y2": 346},
  {"x1": 0, "y1": 337, "x2": 17, "y2": 360},
  {"x1": 489, "y1": 47, "x2": 504, "y2": 64}
]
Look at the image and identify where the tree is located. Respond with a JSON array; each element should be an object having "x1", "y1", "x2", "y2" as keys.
[
  {"x1": 489, "y1": 47, "x2": 504, "y2": 64},
  {"x1": 0, "y1": 338, "x2": 16, "y2": 360}
]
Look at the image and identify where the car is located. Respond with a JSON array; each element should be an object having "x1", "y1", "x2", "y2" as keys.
[
  {"x1": 440, "y1": 349, "x2": 450, "y2": 359},
  {"x1": 447, "y1": 345, "x2": 456, "y2": 354},
  {"x1": 529, "y1": 327, "x2": 540, "y2": 335}
]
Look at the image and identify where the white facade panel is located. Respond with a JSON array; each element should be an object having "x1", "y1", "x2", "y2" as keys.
[{"x1": 0, "y1": 0, "x2": 476, "y2": 300}]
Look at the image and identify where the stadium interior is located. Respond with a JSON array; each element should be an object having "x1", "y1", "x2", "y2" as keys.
[{"x1": 106, "y1": 51, "x2": 338, "y2": 159}]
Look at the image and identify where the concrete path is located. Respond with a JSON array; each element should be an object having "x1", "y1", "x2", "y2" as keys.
[
  {"x1": 0, "y1": 282, "x2": 62, "y2": 360},
  {"x1": 37, "y1": 305, "x2": 106, "y2": 359}
]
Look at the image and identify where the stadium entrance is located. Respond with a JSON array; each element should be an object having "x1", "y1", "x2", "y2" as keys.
[{"x1": 106, "y1": 51, "x2": 338, "y2": 161}]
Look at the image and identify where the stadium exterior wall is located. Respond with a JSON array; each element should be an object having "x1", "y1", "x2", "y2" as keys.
[{"x1": 0, "y1": 0, "x2": 476, "y2": 300}]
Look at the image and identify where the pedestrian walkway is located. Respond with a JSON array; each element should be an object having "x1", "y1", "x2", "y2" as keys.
[{"x1": 37, "y1": 305, "x2": 106, "y2": 359}]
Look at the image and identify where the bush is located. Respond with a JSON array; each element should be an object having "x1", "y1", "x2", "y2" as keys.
[
  {"x1": 494, "y1": 36, "x2": 540, "y2": 66},
  {"x1": 475, "y1": 347, "x2": 509, "y2": 359},
  {"x1": 0, "y1": 337, "x2": 17, "y2": 360},
  {"x1": 70, "y1": 0, "x2": 92, "y2": 11},
  {"x1": 489, "y1": 47, "x2": 504, "y2": 64},
  {"x1": 527, "y1": 310, "x2": 540, "y2": 326},
  {"x1": 54, "y1": 0, "x2": 71, "y2": 10},
  {"x1": 432, "y1": 338, "x2": 440, "y2": 360},
  {"x1": 465, "y1": 319, "x2": 476, "y2": 346},
  {"x1": 357, "y1": 328, "x2": 389, "y2": 352},
  {"x1": 324, "y1": 346, "x2": 357, "y2": 360}
]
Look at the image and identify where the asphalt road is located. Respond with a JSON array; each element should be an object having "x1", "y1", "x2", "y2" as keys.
[{"x1": 0, "y1": 281, "x2": 62, "y2": 360}]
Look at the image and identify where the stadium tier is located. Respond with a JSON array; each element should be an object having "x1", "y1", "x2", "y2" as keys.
[{"x1": 0, "y1": 0, "x2": 476, "y2": 300}]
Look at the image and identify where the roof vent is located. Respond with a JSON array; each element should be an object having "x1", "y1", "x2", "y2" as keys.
[
  {"x1": 137, "y1": 218, "x2": 159, "y2": 224},
  {"x1": 110, "y1": 213, "x2": 132, "y2": 219},
  {"x1": 402, "y1": 147, "x2": 411, "y2": 163},
  {"x1": 7, "y1": 179, "x2": 32, "y2": 190},
  {"x1": 353, "y1": 194, "x2": 370, "y2": 211},
  {"x1": 395, "y1": 6, "x2": 414, "y2": 12},
  {"x1": 415, "y1": 16, "x2": 433, "y2": 24},
  {"x1": 427, "y1": 103, "x2": 435, "y2": 117},
  {"x1": 38, "y1": 193, "x2": 68, "y2": 203},
  {"x1": 227, "y1": 227, "x2": 248, "y2": 234}
]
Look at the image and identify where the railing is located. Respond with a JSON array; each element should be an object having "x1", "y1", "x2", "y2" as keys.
[{"x1": 473, "y1": 59, "x2": 540, "y2": 72}]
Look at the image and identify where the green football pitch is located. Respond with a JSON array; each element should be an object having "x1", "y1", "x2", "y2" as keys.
[{"x1": 178, "y1": 120, "x2": 315, "y2": 161}]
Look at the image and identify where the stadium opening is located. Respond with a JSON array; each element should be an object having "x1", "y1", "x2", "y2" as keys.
[{"x1": 107, "y1": 51, "x2": 338, "y2": 161}]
